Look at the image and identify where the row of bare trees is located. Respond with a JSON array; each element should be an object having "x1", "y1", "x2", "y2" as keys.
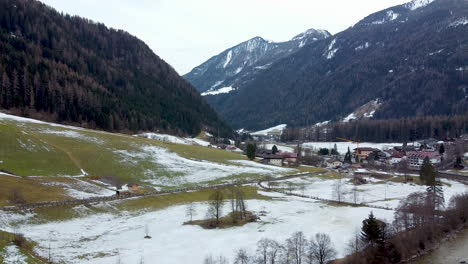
[{"x1": 204, "y1": 231, "x2": 337, "y2": 264}]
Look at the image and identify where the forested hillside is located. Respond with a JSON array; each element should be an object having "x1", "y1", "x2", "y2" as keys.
[
  {"x1": 0, "y1": 0, "x2": 231, "y2": 136},
  {"x1": 201, "y1": 0, "x2": 468, "y2": 130},
  {"x1": 281, "y1": 115, "x2": 468, "y2": 143}
]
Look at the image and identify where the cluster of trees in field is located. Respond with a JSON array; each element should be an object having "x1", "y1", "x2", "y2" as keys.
[
  {"x1": 0, "y1": 0, "x2": 231, "y2": 136},
  {"x1": 204, "y1": 231, "x2": 337, "y2": 264},
  {"x1": 185, "y1": 187, "x2": 251, "y2": 229},
  {"x1": 281, "y1": 115, "x2": 468, "y2": 143}
]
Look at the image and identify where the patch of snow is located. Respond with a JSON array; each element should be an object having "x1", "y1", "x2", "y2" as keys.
[
  {"x1": 136, "y1": 133, "x2": 211, "y2": 147},
  {"x1": 236, "y1": 128, "x2": 247, "y2": 134},
  {"x1": 254, "y1": 63, "x2": 272, "y2": 70},
  {"x1": 449, "y1": 17, "x2": 468, "y2": 27},
  {"x1": 324, "y1": 38, "x2": 338, "y2": 59},
  {"x1": 343, "y1": 113, "x2": 357, "y2": 122},
  {"x1": 355, "y1": 42, "x2": 370, "y2": 51},
  {"x1": 251, "y1": 124, "x2": 287, "y2": 136},
  {"x1": 371, "y1": 11, "x2": 399, "y2": 25},
  {"x1": 314, "y1": 120, "x2": 330, "y2": 127},
  {"x1": 234, "y1": 67, "x2": 243, "y2": 74},
  {"x1": 138, "y1": 133, "x2": 188, "y2": 145},
  {"x1": 364, "y1": 110, "x2": 376, "y2": 118},
  {"x1": 210, "y1": 81, "x2": 224, "y2": 90},
  {"x1": 41, "y1": 178, "x2": 115, "y2": 199},
  {"x1": 326, "y1": 48, "x2": 339, "y2": 59},
  {"x1": 389, "y1": 69, "x2": 394, "y2": 73},
  {"x1": 40, "y1": 129, "x2": 104, "y2": 144},
  {"x1": 2, "y1": 245, "x2": 28, "y2": 263},
  {"x1": 405, "y1": 0, "x2": 435, "y2": 10},
  {"x1": 222, "y1": 50, "x2": 232, "y2": 68},
  {"x1": 428, "y1": 49, "x2": 444, "y2": 56},
  {"x1": 201, "y1": 86, "x2": 236, "y2": 96},
  {"x1": 188, "y1": 138, "x2": 211, "y2": 147}
]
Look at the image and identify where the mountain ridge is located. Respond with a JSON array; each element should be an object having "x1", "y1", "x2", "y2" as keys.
[
  {"x1": 184, "y1": 28, "x2": 331, "y2": 95},
  {"x1": 191, "y1": 0, "x2": 468, "y2": 130}
]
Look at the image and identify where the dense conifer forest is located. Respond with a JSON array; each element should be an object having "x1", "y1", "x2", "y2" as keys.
[
  {"x1": 0, "y1": 0, "x2": 231, "y2": 136},
  {"x1": 281, "y1": 115, "x2": 468, "y2": 143}
]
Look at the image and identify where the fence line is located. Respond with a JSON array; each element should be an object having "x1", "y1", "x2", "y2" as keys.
[
  {"x1": 257, "y1": 181, "x2": 393, "y2": 211},
  {"x1": 2, "y1": 172, "x2": 316, "y2": 211}
]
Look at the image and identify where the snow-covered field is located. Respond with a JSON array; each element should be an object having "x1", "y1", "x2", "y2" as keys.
[
  {"x1": 116, "y1": 146, "x2": 295, "y2": 186},
  {"x1": 2, "y1": 174, "x2": 467, "y2": 264},
  {"x1": 136, "y1": 132, "x2": 212, "y2": 147},
  {"x1": 302, "y1": 141, "x2": 402, "y2": 154},
  {"x1": 280, "y1": 175, "x2": 467, "y2": 209},
  {"x1": 251, "y1": 124, "x2": 287, "y2": 136},
  {"x1": 1, "y1": 193, "x2": 393, "y2": 264}
]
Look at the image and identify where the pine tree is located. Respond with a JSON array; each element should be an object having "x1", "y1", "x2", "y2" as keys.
[
  {"x1": 11, "y1": 69, "x2": 20, "y2": 107},
  {"x1": 246, "y1": 143, "x2": 256, "y2": 160},
  {"x1": 2, "y1": 71, "x2": 11, "y2": 109},
  {"x1": 438, "y1": 144, "x2": 445, "y2": 156},
  {"x1": 344, "y1": 147, "x2": 352, "y2": 164},
  {"x1": 272, "y1": 145, "x2": 278, "y2": 154},
  {"x1": 426, "y1": 182, "x2": 444, "y2": 212},
  {"x1": 420, "y1": 157, "x2": 437, "y2": 185},
  {"x1": 361, "y1": 212, "x2": 383, "y2": 246}
]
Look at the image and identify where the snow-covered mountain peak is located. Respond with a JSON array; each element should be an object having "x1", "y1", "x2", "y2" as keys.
[
  {"x1": 184, "y1": 27, "x2": 330, "y2": 94},
  {"x1": 405, "y1": 0, "x2": 435, "y2": 10},
  {"x1": 292, "y1": 28, "x2": 330, "y2": 41}
]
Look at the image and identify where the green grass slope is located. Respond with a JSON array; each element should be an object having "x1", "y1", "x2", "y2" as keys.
[{"x1": 0, "y1": 113, "x2": 295, "y2": 188}]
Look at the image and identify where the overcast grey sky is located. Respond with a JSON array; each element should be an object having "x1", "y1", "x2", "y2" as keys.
[{"x1": 40, "y1": 0, "x2": 409, "y2": 75}]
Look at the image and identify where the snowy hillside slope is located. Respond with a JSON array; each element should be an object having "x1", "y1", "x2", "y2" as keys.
[{"x1": 0, "y1": 112, "x2": 295, "y2": 187}]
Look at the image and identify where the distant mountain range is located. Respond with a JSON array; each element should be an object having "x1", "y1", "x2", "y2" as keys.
[
  {"x1": 0, "y1": 0, "x2": 231, "y2": 136},
  {"x1": 185, "y1": 0, "x2": 468, "y2": 130},
  {"x1": 184, "y1": 29, "x2": 330, "y2": 95}
]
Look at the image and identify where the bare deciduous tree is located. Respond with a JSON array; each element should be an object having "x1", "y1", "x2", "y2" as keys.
[
  {"x1": 285, "y1": 231, "x2": 308, "y2": 264},
  {"x1": 351, "y1": 185, "x2": 359, "y2": 205},
  {"x1": 398, "y1": 159, "x2": 409, "y2": 183},
  {"x1": 309, "y1": 233, "x2": 337, "y2": 264},
  {"x1": 208, "y1": 188, "x2": 225, "y2": 224},
  {"x1": 186, "y1": 202, "x2": 197, "y2": 221},
  {"x1": 346, "y1": 230, "x2": 364, "y2": 257},
  {"x1": 332, "y1": 178, "x2": 346, "y2": 203},
  {"x1": 234, "y1": 248, "x2": 250, "y2": 264}
]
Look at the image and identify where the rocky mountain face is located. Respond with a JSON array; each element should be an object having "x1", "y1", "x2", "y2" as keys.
[
  {"x1": 184, "y1": 29, "x2": 330, "y2": 95},
  {"x1": 189, "y1": 0, "x2": 468, "y2": 130},
  {"x1": 0, "y1": 0, "x2": 232, "y2": 136}
]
